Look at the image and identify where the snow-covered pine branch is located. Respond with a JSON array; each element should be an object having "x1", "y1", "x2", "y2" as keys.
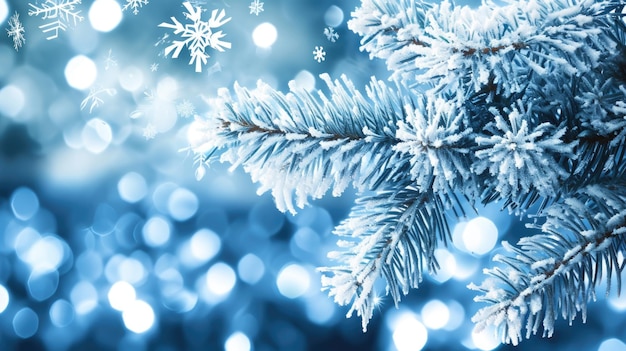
[
  {"x1": 471, "y1": 183, "x2": 626, "y2": 345},
  {"x1": 350, "y1": 0, "x2": 618, "y2": 100}
]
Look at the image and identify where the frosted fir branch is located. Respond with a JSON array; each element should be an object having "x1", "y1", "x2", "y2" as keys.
[
  {"x1": 350, "y1": 0, "x2": 618, "y2": 99},
  {"x1": 473, "y1": 100, "x2": 577, "y2": 200},
  {"x1": 471, "y1": 183, "x2": 626, "y2": 345},
  {"x1": 189, "y1": 74, "x2": 412, "y2": 214},
  {"x1": 321, "y1": 184, "x2": 457, "y2": 332}
]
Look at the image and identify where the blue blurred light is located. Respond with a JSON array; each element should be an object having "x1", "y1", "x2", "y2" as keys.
[
  {"x1": 49, "y1": 299, "x2": 75, "y2": 328},
  {"x1": 162, "y1": 288, "x2": 198, "y2": 313},
  {"x1": 13, "y1": 307, "x2": 39, "y2": 338},
  {"x1": 10, "y1": 187, "x2": 39, "y2": 221},
  {"x1": 152, "y1": 182, "x2": 178, "y2": 215},
  {"x1": 249, "y1": 199, "x2": 285, "y2": 237},
  {"x1": 76, "y1": 250, "x2": 104, "y2": 281},
  {"x1": 71, "y1": 281, "x2": 99, "y2": 315},
  {"x1": 122, "y1": 299, "x2": 155, "y2": 334},
  {"x1": 443, "y1": 300, "x2": 465, "y2": 331},
  {"x1": 92, "y1": 203, "x2": 118, "y2": 236},
  {"x1": 118, "y1": 172, "x2": 148, "y2": 204},
  {"x1": 108, "y1": 281, "x2": 137, "y2": 311},
  {"x1": 27, "y1": 270, "x2": 59, "y2": 301},
  {"x1": 167, "y1": 187, "x2": 199, "y2": 221},
  {"x1": 323, "y1": 5, "x2": 344, "y2": 27},
  {"x1": 180, "y1": 228, "x2": 221, "y2": 267},
  {"x1": 0, "y1": 85, "x2": 26, "y2": 119},
  {"x1": 276, "y1": 263, "x2": 310, "y2": 299},
  {"x1": 82, "y1": 118, "x2": 113, "y2": 154},
  {"x1": 386, "y1": 310, "x2": 428, "y2": 351},
  {"x1": 204, "y1": 262, "x2": 237, "y2": 302},
  {"x1": 421, "y1": 300, "x2": 450, "y2": 330},
  {"x1": 304, "y1": 293, "x2": 336, "y2": 325},
  {"x1": 237, "y1": 253, "x2": 265, "y2": 285},
  {"x1": 598, "y1": 338, "x2": 626, "y2": 351},
  {"x1": 118, "y1": 256, "x2": 147, "y2": 285},
  {"x1": 225, "y1": 331, "x2": 251, "y2": 351},
  {"x1": 142, "y1": 216, "x2": 171, "y2": 247}
]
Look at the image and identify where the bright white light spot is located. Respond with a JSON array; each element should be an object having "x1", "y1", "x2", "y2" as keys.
[
  {"x1": 13, "y1": 307, "x2": 39, "y2": 338},
  {"x1": 225, "y1": 331, "x2": 251, "y2": 351},
  {"x1": 206, "y1": 262, "x2": 237, "y2": 296},
  {"x1": 70, "y1": 281, "x2": 98, "y2": 315},
  {"x1": 599, "y1": 338, "x2": 626, "y2": 351},
  {"x1": 430, "y1": 249, "x2": 457, "y2": 283},
  {"x1": 65, "y1": 55, "x2": 97, "y2": 90},
  {"x1": 11, "y1": 187, "x2": 39, "y2": 221},
  {"x1": 24, "y1": 236, "x2": 66, "y2": 273},
  {"x1": 237, "y1": 254, "x2": 265, "y2": 285},
  {"x1": 118, "y1": 257, "x2": 146, "y2": 285},
  {"x1": 190, "y1": 229, "x2": 221, "y2": 263},
  {"x1": 276, "y1": 263, "x2": 310, "y2": 299},
  {"x1": 608, "y1": 294, "x2": 626, "y2": 311},
  {"x1": 119, "y1": 66, "x2": 144, "y2": 92},
  {"x1": 82, "y1": 118, "x2": 113, "y2": 154},
  {"x1": 462, "y1": 217, "x2": 498, "y2": 255},
  {"x1": 0, "y1": 85, "x2": 26, "y2": 119},
  {"x1": 471, "y1": 326, "x2": 501, "y2": 351},
  {"x1": 0, "y1": 284, "x2": 9, "y2": 313},
  {"x1": 391, "y1": 312, "x2": 428, "y2": 351},
  {"x1": 293, "y1": 70, "x2": 316, "y2": 92},
  {"x1": 49, "y1": 299, "x2": 75, "y2": 328},
  {"x1": 252, "y1": 22, "x2": 277, "y2": 48},
  {"x1": 118, "y1": 172, "x2": 148, "y2": 203},
  {"x1": 324, "y1": 5, "x2": 344, "y2": 27},
  {"x1": 108, "y1": 281, "x2": 137, "y2": 311},
  {"x1": 122, "y1": 299, "x2": 155, "y2": 334},
  {"x1": 421, "y1": 300, "x2": 450, "y2": 330},
  {"x1": 89, "y1": 0, "x2": 122, "y2": 32},
  {"x1": 142, "y1": 216, "x2": 171, "y2": 247},
  {"x1": 167, "y1": 187, "x2": 199, "y2": 221},
  {"x1": 0, "y1": 1, "x2": 8, "y2": 24}
]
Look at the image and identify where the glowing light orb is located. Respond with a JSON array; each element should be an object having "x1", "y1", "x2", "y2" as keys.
[
  {"x1": 430, "y1": 249, "x2": 457, "y2": 283},
  {"x1": 89, "y1": 0, "x2": 122, "y2": 32},
  {"x1": 13, "y1": 308, "x2": 39, "y2": 339},
  {"x1": 206, "y1": 262, "x2": 236, "y2": 296},
  {"x1": 70, "y1": 281, "x2": 98, "y2": 315},
  {"x1": 65, "y1": 55, "x2": 97, "y2": 90},
  {"x1": 49, "y1": 299, "x2": 75, "y2": 328},
  {"x1": 189, "y1": 229, "x2": 221, "y2": 263},
  {"x1": 108, "y1": 281, "x2": 137, "y2": 311},
  {"x1": 225, "y1": 332, "x2": 251, "y2": 351},
  {"x1": 421, "y1": 300, "x2": 450, "y2": 330},
  {"x1": 142, "y1": 216, "x2": 171, "y2": 247},
  {"x1": 599, "y1": 338, "x2": 626, "y2": 351},
  {"x1": 471, "y1": 326, "x2": 501, "y2": 351},
  {"x1": 0, "y1": 85, "x2": 25, "y2": 119},
  {"x1": 391, "y1": 312, "x2": 428, "y2": 351},
  {"x1": 118, "y1": 172, "x2": 148, "y2": 203},
  {"x1": 82, "y1": 118, "x2": 113, "y2": 154},
  {"x1": 167, "y1": 187, "x2": 199, "y2": 221},
  {"x1": 0, "y1": 284, "x2": 9, "y2": 313},
  {"x1": 0, "y1": 1, "x2": 7, "y2": 23},
  {"x1": 324, "y1": 5, "x2": 344, "y2": 27},
  {"x1": 11, "y1": 187, "x2": 39, "y2": 221},
  {"x1": 293, "y1": 70, "x2": 315, "y2": 92},
  {"x1": 237, "y1": 253, "x2": 265, "y2": 285},
  {"x1": 122, "y1": 300, "x2": 155, "y2": 334},
  {"x1": 252, "y1": 22, "x2": 277, "y2": 48},
  {"x1": 462, "y1": 216, "x2": 499, "y2": 255},
  {"x1": 276, "y1": 263, "x2": 310, "y2": 299}
]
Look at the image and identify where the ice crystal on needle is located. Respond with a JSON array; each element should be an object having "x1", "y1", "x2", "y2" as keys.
[{"x1": 158, "y1": 1, "x2": 231, "y2": 73}]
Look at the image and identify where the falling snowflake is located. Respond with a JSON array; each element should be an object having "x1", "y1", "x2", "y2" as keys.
[
  {"x1": 28, "y1": 0, "x2": 84, "y2": 40},
  {"x1": 122, "y1": 0, "x2": 148, "y2": 15},
  {"x1": 143, "y1": 123, "x2": 158, "y2": 140},
  {"x1": 104, "y1": 49, "x2": 117, "y2": 71},
  {"x1": 158, "y1": 1, "x2": 232, "y2": 73},
  {"x1": 6, "y1": 12, "x2": 25, "y2": 51},
  {"x1": 176, "y1": 99, "x2": 196, "y2": 118},
  {"x1": 80, "y1": 86, "x2": 117, "y2": 114},
  {"x1": 313, "y1": 46, "x2": 326, "y2": 63},
  {"x1": 249, "y1": 0, "x2": 264, "y2": 16},
  {"x1": 150, "y1": 63, "x2": 159, "y2": 72},
  {"x1": 324, "y1": 26, "x2": 339, "y2": 43}
]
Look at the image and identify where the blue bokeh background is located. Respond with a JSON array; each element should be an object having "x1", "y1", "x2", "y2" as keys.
[{"x1": 0, "y1": 0, "x2": 625, "y2": 350}]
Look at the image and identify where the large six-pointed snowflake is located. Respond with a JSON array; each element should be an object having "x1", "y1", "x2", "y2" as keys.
[
  {"x1": 122, "y1": 0, "x2": 149, "y2": 15},
  {"x1": 158, "y1": 1, "x2": 231, "y2": 73},
  {"x1": 6, "y1": 12, "x2": 25, "y2": 51},
  {"x1": 28, "y1": 0, "x2": 83, "y2": 40},
  {"x1": 249, "y1": 0, "x2": 264, "y2": 16}
]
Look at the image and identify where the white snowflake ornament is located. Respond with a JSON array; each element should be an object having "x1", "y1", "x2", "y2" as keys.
[
  {"x1": 28, "y1": 0, "x2": 83, "y2": 40},
  {"x1": 6, "y1": 12, "x2": 25, "y2": 51},
  {"x1": 158, "y1": 1, "x2": 232, "y2": 73},
  {"x1": 122, "y1": 0, "x2": 149, "y2": 15},
  {"x1": 249, "y1": 0, "x2": 264, "y2": 16},
  {"x1": 313, "y1": 46, "x2": 326, "y2": 63}
]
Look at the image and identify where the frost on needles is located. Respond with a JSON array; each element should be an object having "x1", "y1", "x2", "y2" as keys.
[{"x1": 188, "y1": 0, "x2": 626, "y2": 345}]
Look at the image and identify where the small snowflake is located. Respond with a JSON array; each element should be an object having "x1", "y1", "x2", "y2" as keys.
[
  {"x1": 176, "y1": 99, "x2": 196, "y2": 118},
  {"x1": 104, "y1": 49, "x2": 117, "y2": 71},
  {"x1": 313, "y1": 46, "x2": 326, "y2": 63},
  {"x1": 143, "y1": 123, "x2": 158, "y2": 140},
  {"x1": 150, "y1": 63, "x2": 159, "y2": 72},
  {"x1": 324, "y1": 26, "x2": 339, "y2": 43},
  {"x1": 158, "y1": 1, "x2": 232, "y2": 73},
  {"x1": 28, "y1": 0, "x2": 84, "y2": 40},
  {"x1": 249, "y1": 0, "x2": 264, "y2": 16},
  {"x1": 6, "y1": 12, "x2": 25, "y2": 51},
  {"x1": 122, "y1": 0, "x2": 148, "y2": 15}
]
